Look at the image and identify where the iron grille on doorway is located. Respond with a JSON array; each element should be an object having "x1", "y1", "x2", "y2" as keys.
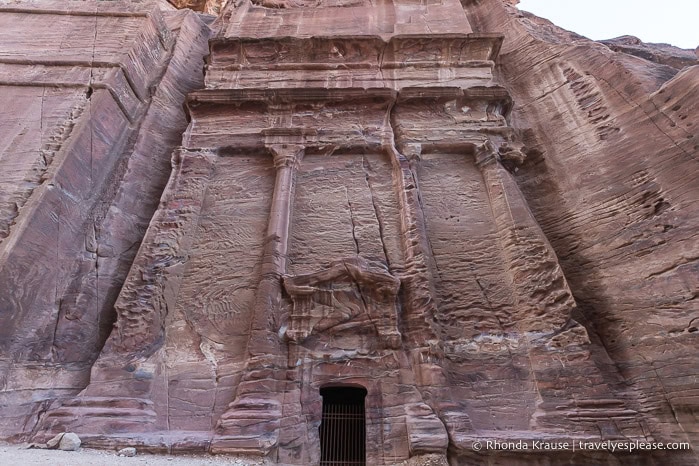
[{"x1": 319, "y1": 386, "x2": 367, "y2": 466}]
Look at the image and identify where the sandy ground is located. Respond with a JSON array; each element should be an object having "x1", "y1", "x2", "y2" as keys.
[
  {"x1": 0, "y1": 443, "x2": 448, "y2": 465},
  {"x1": 0, "y1": 443, "x2": 272, "y2": 466}
]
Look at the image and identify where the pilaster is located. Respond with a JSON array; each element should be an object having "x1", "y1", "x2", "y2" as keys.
[{"x1": 212, "y1": 139, "x2": 305, "y2": 454}]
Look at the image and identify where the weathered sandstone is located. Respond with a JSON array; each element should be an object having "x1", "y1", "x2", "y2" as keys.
[
  {"x1": 0, "y1": 0, "x2": 211, "y2": 439},
  {"x1": 168, "y1": 0, "x2": 229, "y2": 15}
]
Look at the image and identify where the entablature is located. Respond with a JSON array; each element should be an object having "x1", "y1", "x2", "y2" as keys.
[
  {"x1": 205, "y1": 33, "x2": 503, "y2": 90},
  {"x1": 183, "y1": 86, "x2": 512, "y2": 152}
]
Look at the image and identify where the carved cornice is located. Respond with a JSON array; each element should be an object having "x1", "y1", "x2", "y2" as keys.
[
  {"x1": 208, "y1": 33, "x2": 503, "y2": 69},
  {"x1": 185, "y1": 87, "x2": 396, "y2": 152},
  {"x1": 396, "y1": 86, "x2": 511, "y2": 109},
  {"x1": 284, "y1": 257, "x2": 400, "y2": 296},
  {"x1": 188, "y1": 87, "x2": 397, "y2": 105}
]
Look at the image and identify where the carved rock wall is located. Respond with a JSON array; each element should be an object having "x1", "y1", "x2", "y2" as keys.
[
  {"x1": 0, "y1": 0, "x2": 211, "y2": 439},
  {"x1": 466, "y1": 0, "x2": 699, "y2": 462}
]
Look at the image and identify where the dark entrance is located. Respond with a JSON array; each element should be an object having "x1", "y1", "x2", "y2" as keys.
[{"x1": 319, "y1": 386, "x2": 367, "y2": 466}]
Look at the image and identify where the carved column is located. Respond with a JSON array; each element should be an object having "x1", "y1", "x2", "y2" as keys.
[
  {"x1": 33, "y1": 148, "x2": 218, "y2": 438},
  {"x1": 474, "y1": 140, "x2": 636, "y2": 435},
  {"x1": 212, "y1": 142, "x2": 304, "y2": 453},
  {"x1": 388, "y1": 141, "x2": 460, "y2": 454},
  {"x1": 248, "y1": 143, "x2": 304, "y2": 358},
  {"x1": 474, "y1": 140, "x2": 575, "y2": 333},
  {"x1": 390, "y1": 142, "x2": 442, "y2": 349}
]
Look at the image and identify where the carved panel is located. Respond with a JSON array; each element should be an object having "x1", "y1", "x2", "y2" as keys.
[{"x1": 284, "y1": 258, "x2": 401, "y2": 349}]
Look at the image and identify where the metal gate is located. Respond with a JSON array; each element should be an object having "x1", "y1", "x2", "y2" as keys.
[{"x1": 319, "y1": 386, "x2": 366, "y2": 466}]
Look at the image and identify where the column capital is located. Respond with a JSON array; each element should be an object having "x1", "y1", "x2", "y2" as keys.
[
  {"x1": 399, "y1": 142, "x2": 423, "y2": 162},
  {"x1": 474, "y1": 140, "x2": 499, "y2": 168},
  {"x1": 267, "y1": 144, "x2": 305, "y2": 169}
]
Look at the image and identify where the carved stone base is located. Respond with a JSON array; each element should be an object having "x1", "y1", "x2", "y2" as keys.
[
  {"x1": 405, "y1": 402, "x2": 449, "y2": 455},
  {"x1": 212, "y1": 396, "x2": 282, "y2": 455},
  {"x1": 34, "y1": 397, "x2": 157, "y2": 442}
]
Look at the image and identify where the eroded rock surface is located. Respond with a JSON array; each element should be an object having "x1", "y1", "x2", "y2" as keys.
[
  {"x1": 0, "y1": 0, "x2": 211, "y2": 439},
  {"x1": 168, "y1": 0, "x2": 228, "y2": 14},
  {"x1": 0, "y1": 0, "x2": 696, "y2": 465},
  {"x1": 601, "y1": 35, "x2": 699, "y2": 70}
]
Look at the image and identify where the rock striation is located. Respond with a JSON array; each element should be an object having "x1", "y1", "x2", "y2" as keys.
[
  {"x1": 600, "y1": 35, "x2": 699, "y2": 70},
  {"x1": 0, "y1": 0, "x2": 211, "y2": 440},
  {"x1": 0, "y1": 0, "x2": 697, "y2": 465}
]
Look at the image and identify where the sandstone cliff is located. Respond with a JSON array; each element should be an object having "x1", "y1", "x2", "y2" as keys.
[
  {"x1": 0, "y1": 0, "x2": 211, "y2": 438},
  {"x1": 467, "y1": 2, "x2": 698, "y2": 461}
]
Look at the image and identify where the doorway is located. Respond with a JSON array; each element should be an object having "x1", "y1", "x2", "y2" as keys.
[{"x1": 319, "y1": 386, "x2": 367, "y2": 466}]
